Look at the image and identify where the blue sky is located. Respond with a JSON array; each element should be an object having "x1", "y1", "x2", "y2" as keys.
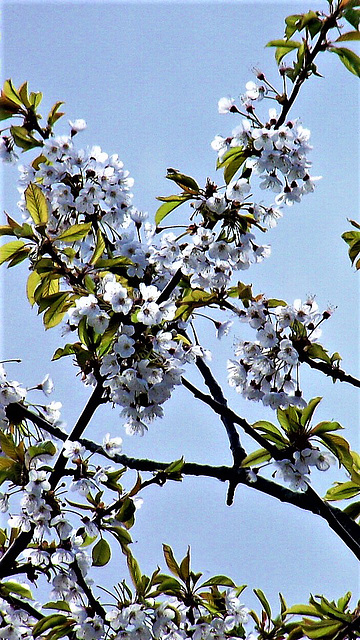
[{"x1": 1, "y1": 0, "x2": 359, "y2": 611}]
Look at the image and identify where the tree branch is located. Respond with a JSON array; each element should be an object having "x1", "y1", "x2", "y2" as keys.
[
  {"x1": 71, "y1": 559, "x2": 107, "y2": 621},
  {"x1": 195, "y1": 357, "x2": 247, "y2": 464},
  {"x1": 298, "y1": 350, "x2": 360, "y2": 388},
  {"x1": 276, "y1": 5, "x2": 342, "y2": 129},
  {"x1": 49, "y1": 381, "x2": 105, "y2": 490},
  {"x1": 181, "y1": 375, "x2": 280, "y2": 459},
  {"x1": 9, "y1": 400, "x2": 360, "y2": 560},
  {"x1": 194, "y1": 357, "x2": 247, "y2": 505}
]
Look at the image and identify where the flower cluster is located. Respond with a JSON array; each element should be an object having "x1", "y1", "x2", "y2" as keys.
[
  {"x1": 227, "y1": 296, "x2": 328, "y2": 409},
  {"x1": 0, "y1": 587, "x2": 255, "y2": 640},
  {"x1": 10, "y1": 119, "x2": 273, "y2": 435},
  {"x1": 11, "y1": 116, "x2": 325, "y2": 433},
  {"x1": 151, "y1": 228, "x2": 270, "y2": 289},
  {"x1": 212, "y1": 79, "x2": 320, "y2": 228},
  {"x1": 18, "y1": 132, "x2": 134, "y2": 246},
  {"x1": 0, "y1": 364, "x2": 27, "y2": 428},
  {"x1": 274, "y1": 447, "x2": 336, "y2": 492}
]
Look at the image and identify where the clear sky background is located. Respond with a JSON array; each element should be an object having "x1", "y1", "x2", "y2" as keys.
[{"x1": 1, "y1": 0, "x2": 359, "y2": 614}]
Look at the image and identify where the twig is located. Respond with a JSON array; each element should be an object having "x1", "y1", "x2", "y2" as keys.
[
  {"x1": 195, "y1": 357, "x2": 247, "y2": 466},
  {"x1": 276, "y1": 5, "x2": 341, "y2": 128},
  {"x1": 195, "y1": 357, "x2": 247, "y2": 505},
  {"x1": 9, "y1": 400, "x2": 360, "y2": 560},
  {"x1": 181, "y1": 376, "x2": 280, "y2": 459},
  {"x1": 299, "y1": 351, "x2": 360, "y2": 388},
  {"x1": 49, "y1": 381, "x2": 105, "y2": 490},
  {"x1": 71, "y1": 559, "x2": 107, "y2": 621}
]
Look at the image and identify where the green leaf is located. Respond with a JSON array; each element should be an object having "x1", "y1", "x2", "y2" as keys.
[
  {"x1": 43, "y1": 292, "x2": 72, "y2": 329},
  {"x1": 34, "y1": 275, "x2": 60, "y2": 304},
  {"x1": 0, "y1": 96, "x2": 22, "y2": 120},
  {"x1": 29, "y1": 90, "x2": 43, "y2": 109},
  {"x1": 155, "y1": 195, "x2": 191, "y2": 226},
  {"x1": 0, "y1": 580, "x2": 33, "y2": 599},
  {"x1": 26, "y1": 441, "x2": 57, "y2": 463},
  {"x1": 200, "y1": 575, "x2": 237, "y2": 588},
  {"x1": 285, "y1": 604, "x2": 323, "y2": 617},
  {"x1": 304, "y1": 344, "x2": 331, "y2": 364},
  {"x1": 227, "y1": 282, "x2": 253, "y2": 307},
  {"x1": 166, "y1": 170, "x2": 200, "y2": 193},
  {"x1": 97, "y1": 316, "x2": 121, "y2": 357},
  {"x1": 311, "y1": 421, "x2": 342, "y2": 435},
  {"x1": 0, "y1": 240, "x2": 25, "y2": 266},
  {"x1": 164, "y1": 457, "x2": 185, "y2": 475},
  {"x1": 163, "y1": 544, "x2": 181, "y2": 578},
  {"x1": 54, "y1": 222, "x2": 92, "y2": 243},
  {"x1": 267, "y1": 298, "x2": 287, "y2": 308},
  {"x1": 152, "y1": 577, "x2": 183, "y2": 594},
  {"x1": 27, "y1": 270, "x2": 42, "y2": 306},
  {"x1": 175, "y1": 288, "x2": 218, "y2": 321},
  {"x1": 253, "y1": 588, "x2": 272, "y2": 620},
  {"x1": 343, "y1": 500, "x2": 360, "y2": 519},
  {"x1": 301, "y1": 620, "x2": 343, "y2": 638},
  {"x1": 342, "y1": 229, "x2": 360, "y2": 265},
  {"x1": 241, "y1": 448, "x2": 272, "y2": 467},
  {"x1": 224, "y1": 152, "x2": 248, "y2": 185},
  {"x1": 343, "y1": 502, "x2": 360, "y2": 520},
  {"x1": 42, "y1": 601, "x2": 71, "y2": 612},
  {"x1": 116, "y1": 497, "x2": 136, "y2": 524},
  {"x1": 329, "y1": 46, "x2": 360, "y2": 77},
  {"x1": 217, "y1": 146, "x2": 243, "y2": 169},
  {"x1": 179, "y1": 547, "x2": 190, "y2": 583},
  {"x1": 10, "y1": 125, "x2": 43, "y2": 150},
  {"x1": 0, "y1": 432, "x2": 19, "y2": 460},
  {"x1": 285, "y1": 14, "x2": 305, "y2": 39},
  {"x1": 253, "y1": 421, "x2": 287, "y2": 447},
  {"x1": 337, "y1": 591, "x2": 353, "y2": 613},
  {"x1": 92, "y1": 538, "x2": 111, "y2": 566},
  {"x1": 216, "y1": 146, "x2": 249, "y2": 184},
  {"x1": 277, "y1": 407, "x2": 293, "y2": 433},
  {"x1": 266, "y1": 39, "x2": 302, "y2": 64},
  {"x1": 25, "y1": 183, "x2": 49, "y2": 226},
  {"x1": 47, "y1": 101, "x2": 65, "y2": 127},
  {"x1": 0, "y1": 225, "x2": 17, "y2": 238},
  {"x1": 89, "y1": 228, "x2": 105, "y2": 264},
  {"x1": 2, "y1": 79, "x2": 23, "y2": 106},
  {"x1": 319, "y1": 433, "x2": 353, "y2": 471},
  {"x1": 300, "y1": 397, "x2": 322, "y2": 428},
  {"x1": 95, "y1": 256, "x2": 132, "y2": 271},
  {"x1": 343, "y1": 7, "x2": 360, "y2": 29},
  {"x1": 325, "y1": 481, "x2": 360, "y2": 501},
  {"x1": 18, "y1": 81, "x2": 30, "y2": 108},
  {"x1": 33, "y1": 615, "x2": 69, "y2": 639},
  {"x1": 336, "y1": 30, "x2": 360, "y2": 41},
  {"x1": 7, "y1": 247, "x2": 31, "y2": 268},
  {"x1": 126, "y1": 551, "x2": 143, "y2": 590},
  {"x1": 106, "y1": 525, "x2": 132, "y2": 548}
]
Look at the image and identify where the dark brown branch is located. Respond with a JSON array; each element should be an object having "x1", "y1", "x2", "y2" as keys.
[
  {"x1": 71, "y1": 559, "x2": 107, "y2": 621},
  {"x1": 4, "y1": 593, "x2": 43, "y2": 620},
  {"x1": 181, "y1": 375, "x2": 280, "y2": 459},
  {"x1": 50, "y1": 381, "x2": 105, "y2": 490},
  {"x1": 195, "y1": 357, "x2": 247, "y2": 465},
  {"x1": 157, "y1": 268, "x2": 183, "y2": 304},
  {"x1": 195, "y1": 357, "x2": 247, "y2": 505},
  {"x1": 299, "y1": 351, "x2": 360, "y2": 388},
  {"x1": 9, "y1": 401, "x2": 360, "y2": 560},
  {"x1": 0, "y1": 527, "x2": 34, "y2": 579},
  {"x1": 334, "y1": 614, "x2": 360, "y2": 640},
  {"x1": 0, "y1": 385, "x2": 105, "y2": 580}
]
